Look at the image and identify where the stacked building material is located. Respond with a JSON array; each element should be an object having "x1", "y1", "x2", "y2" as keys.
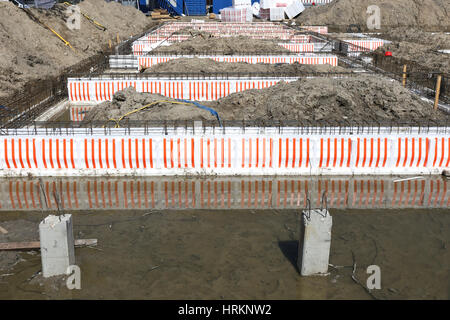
[
  {"x1": 220, "y1": 0, "x2": 253, "y2": 22},
  {"x1": 258, "y1": 0, "x2": 305, "y2": 21}
]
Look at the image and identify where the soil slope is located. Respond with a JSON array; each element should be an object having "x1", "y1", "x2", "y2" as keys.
[
  {"x1": 297, "y1": 0, "x2": 450, "y2": 31},
  {"x1": 0, "y1": 0, "x2": 154, "y2": 97}
]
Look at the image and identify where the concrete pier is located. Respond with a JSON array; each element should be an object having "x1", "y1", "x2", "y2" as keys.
[
  {"x1": 297, "y1": 209, "x2": 332, "y2": 276},
  {"x1": 39, "y1": 214, "x2": 75, "y2": 278}
]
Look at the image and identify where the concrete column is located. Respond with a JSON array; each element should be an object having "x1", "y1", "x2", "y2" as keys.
[
  {"x1": 297, "y1": 209, "x2": 332, "y2": 276},
  {"x1": 39, "y1": 214, "x2": 75, "y2": 278}
]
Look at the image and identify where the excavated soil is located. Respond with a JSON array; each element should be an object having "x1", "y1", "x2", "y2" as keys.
[
  {"x1": 83, "y1": 75, "x2": 447, "y2": 125},
  {"x1": 152, "y1": 35, "x2": 291, "y2": 55},
  {"x1": 0, "y1": 0, "x2": 155, "y2": 97},
  {"x1": 143, "y1": 58, "x2": 348, "y2": 73},
  {"x1": 376, "y1": 28, "x2": 450, "y2": 72},
  {"x1": 297, "y1": 0, "x2": 450, "y2": 31}
]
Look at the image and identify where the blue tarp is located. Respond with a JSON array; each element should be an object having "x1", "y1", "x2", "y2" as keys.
[{"x1": 212, "y1": 0, "x2": 232, "y2": 14}]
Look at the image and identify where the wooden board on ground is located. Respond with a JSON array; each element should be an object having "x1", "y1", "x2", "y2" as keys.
[
  {"x1": 0, "y1": 239, "x2": 98, "y2": 250},
  {"x1": 152, "y1": 14, "x2": 173, "y2": 20}
]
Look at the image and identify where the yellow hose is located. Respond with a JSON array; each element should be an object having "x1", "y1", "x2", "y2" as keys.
[
  {"x1": 24, "y1": 8, "x2": 75, "y2": 51},
  {"x1": 46, "y1": 25, "x2": 75, "y2": 50},
  {"x1": 63, "y1": 2, "x2": 107, "y2": 31},
  {"x1": 103, "y1": 100, "x2": 195, "y2": 128}
]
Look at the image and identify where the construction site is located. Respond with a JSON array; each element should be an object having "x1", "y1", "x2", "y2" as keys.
[{"x1": 0, "y1": 0, "x2": 449, "y2": 301}]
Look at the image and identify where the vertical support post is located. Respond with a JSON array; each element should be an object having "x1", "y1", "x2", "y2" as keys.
[
  {"x1": 298, "y1": 209, "x2": 332, "y2": 276},
  {"x1": 109, "y1": 39, "x2": 112, "y2": 49},
  {"x1": 117, "y1": 34, "x2": 120, "y2": 45},
  {"x1": 39, "y1": 214, "x2": 75, "y2": 278},
  {"x1": 434, "y1": 75, "x2": 442, "y2": 110},
  {"x1": 402, "y1": 64, "x2": 407, "y2": 87}
]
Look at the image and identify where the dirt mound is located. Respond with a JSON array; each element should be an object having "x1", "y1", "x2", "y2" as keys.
[
  {"x1": 297, "y1": 0, "x2": 450, "y2": 31},
  {"x1": 0, "y1": 0, "x2": 154, "y2": 97},
  {"x1": 84, "y1": 75, "x2": 446, "y2": 125},
  {"x1": 376, "y1": 28, "x2": 450, "y2": 72},
  {"x1": 83, "y1": 87, "x2": 217, "y2": 124},
  {"x1": 378, "y1": 43, "x2": 450, "y2": 73},
  {"x1": 207, "y1": 75, "x2": 445, "y2": 123},
  {"x1": 143, "y1": 58, "x2": 348, "y2": 73},
  {"x1": 152, "y1": 36, "x2": 290, "y2": 55}
]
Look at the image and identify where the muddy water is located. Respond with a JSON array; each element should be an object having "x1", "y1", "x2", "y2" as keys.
[{"x1": 0, "y1": 176, "x2": 449, "y2": 300}]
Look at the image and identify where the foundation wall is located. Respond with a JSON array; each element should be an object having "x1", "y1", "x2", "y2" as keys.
[
  {"x1": 0, "y1": 128, "x2": 448, "y2": 176},
  {"x1": 1, "y1": 177, "x2": 447, "y2": 211}
]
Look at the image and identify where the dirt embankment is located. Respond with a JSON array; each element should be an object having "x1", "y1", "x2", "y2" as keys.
[
  {"x1": 143, "y1": 58, "x2": 348, "y2": 74},
  {"x1": 297, "y1": 0, "x2": 450, "y2": 31},
  {"x1": 152, "y1": 36, "x2": 290, "y2": 55},
  {"x1": 83, "y1": 75, "x2": 447, "y2": 125},
  {"x1": 0, "y1": 0, "x2": 155, "y2": 98},
  {"x1": 376, "y1": 28, "x2": 450, "y2": 73}
]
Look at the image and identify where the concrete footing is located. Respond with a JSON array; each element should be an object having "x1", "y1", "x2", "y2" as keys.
[
  {"x1": 297, "y1": 209, "x2": 332, "y2": 276},
  {"x1": 39, "y1": 214, "x2": 75, "y2": 278}
]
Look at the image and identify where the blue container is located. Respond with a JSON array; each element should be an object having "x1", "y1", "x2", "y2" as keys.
[
  {"x1": 184, "y1": 0, "x2": 207, "y2": 15},
  {"x1": 157, "y1": 0, "x2": 183, "y2": 15},
  {"x1": 212, "y1": 0, "x2": 232, "y2": 14}
]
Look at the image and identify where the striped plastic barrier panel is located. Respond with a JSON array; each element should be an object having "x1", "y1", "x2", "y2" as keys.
[
  {"x1": 278, "y1": 43, "x2": 315, "y2": 53},
  {"x1": 345, "y1": 39, "x2": 386, "y2": 52},
  {"x1": 133, "y1": 35, "x2": 312, "y2": 55},
  {"x1": 301, "y1": 0, "x2": 334, "y2": 5},
  {"x1": 70, "y1": 106, "x2": 92, "y2": 122},
  {"x1": 137, "y1": 54, "x2": 338, "y2": 69},
  {"x1": 0, "y1": 133, "x2": 448, "y2": 176},
  {"x1": 300, "y1": 26, "x2": 328, "y2": 34},
  {"x1": 67, "y1": 78, "x2": 300, "y2": 103},
  {"x1": 1, "y1": 177, "x2": 447, "y2": 211}
]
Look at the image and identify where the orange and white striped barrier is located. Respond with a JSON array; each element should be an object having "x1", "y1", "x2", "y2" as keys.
[
  {"x1": 132, "y1": 36, "x2": 313, "y2": 55},
  {"x1": 0, "y1": 129, "x2": 448, "y2": 176},
  {"x1": 137, "y1": 54, "x2": 337, "y2": 69},
  {"x1": 0, "y1": 176, "x2": 447, "y2": 211},
  {"x1": 67, "y1": 77, "x2": 301, "y2": 103},
  {"x1": 300, "y1": 25, "x2": 328, "y2": 34},
  {"x1": 345, "y1": 39, "x2": 386, "y2": 52},
  {"x1": 70, "y1": 106, "x2": 92, "y2": 122},
  {"x1": 301, "y1": 0, "x2": 333, "y2": 6}
]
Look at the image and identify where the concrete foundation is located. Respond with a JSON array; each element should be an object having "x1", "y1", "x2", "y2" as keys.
[
  {"x1": 297, "y1": 209, "x2": 332, "y2": 276},
  {"x1": 39, "y1": 214, "x2": 75, "y2": 278}
]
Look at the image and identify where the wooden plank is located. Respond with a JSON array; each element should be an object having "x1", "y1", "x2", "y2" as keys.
[
  {"x1": 153, "y1": 15, "x2": 172, "y2": 20},
  {"x1": 0, "y1": 239, "x2": 98, "y2": 250},
  {"x1": 434, "y1": 75, "x2": 442, "y2": 110}
]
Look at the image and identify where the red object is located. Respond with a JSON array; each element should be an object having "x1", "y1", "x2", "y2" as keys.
[
  {"x1": 385, "y1": 51, "x2": 393, "y2": 57},
  {"x1": 312, "y1": 2, "x2": 315, "y2": 5}
]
